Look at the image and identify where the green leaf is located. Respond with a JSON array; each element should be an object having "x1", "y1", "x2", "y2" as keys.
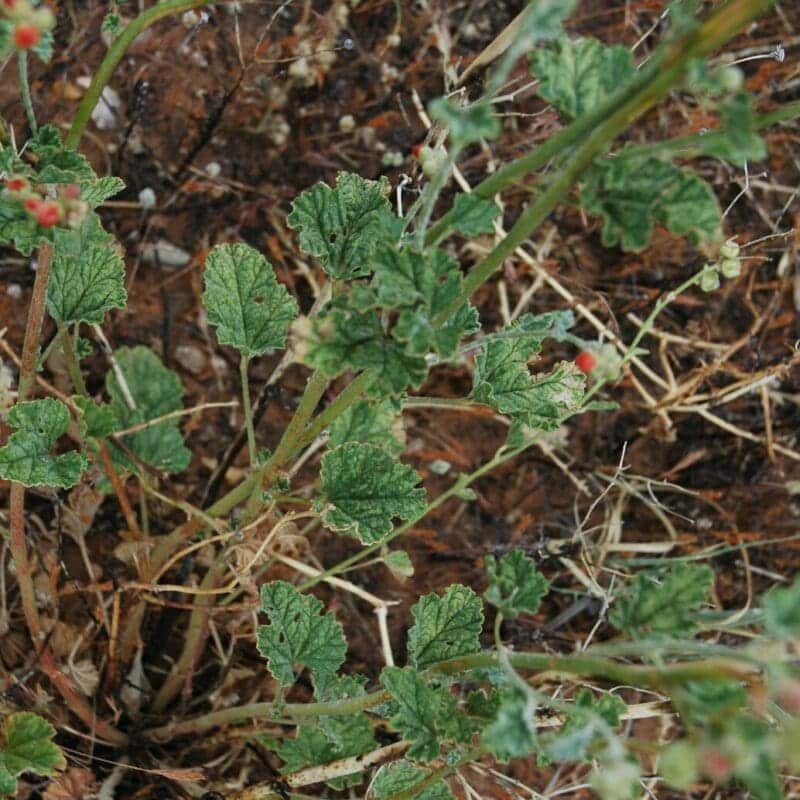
[
  {"x1": 314, "y1": 674, "x2": 376, "y2": 765},
  {"x1": 81, "y1": 176, "x2": 125, "y2": 208},
  {"x1": 482, "y1": 688, "x2": 537, "y2": 760},
  {"x1": 610, "y1": 564, "x2": 714, "y2": 638},
  {"x1": 74, "y1": 396, "x2": 119, "y2": 439},
  {"x1": 203, "y1": 243, "x2": 298, "y2": 358},
  {"x1": 319, "y1": 443, "x2": 426, "y2": 544},
  {"x1": 106, "y1": 347, "x2": 190, "y2": 473},
  {"x1": 381, "y1": 667, "x2": 471, "y2": 761},
  {"x1": 287, "y1": 172, "x2": 395, "y2": 280},
  {"x1": 47, "y1": 213, "x2": 127, "y2": 324},
  {"x1": 0, "y1": 713, "x2": 65, "y2": 791},
  {"x1": 257, "y1": 580, "x2": 346, "y2": 687},
  {"x1": 581, "y1": 155, "x2": 722, "y2": 252},
  {"x1": 0, "y1": 195, "x2": 43, "y2": 255},
  {"x1": 484, "y1": 549, "x2": 549, "y2": 619},
  {"x1": 545, "y1": 689, "x2": 626, "y2": 761},
  {"x1": 28, "y1": 125, "x2": 95, "y2": 184},
  {"x1": 710, "y1": 93, "x2": 767, "y2": 165},
  {"x1": 369, "y1": 761, "x2": 454, "y2": 800},
  {"x1": 429, "y1": 99, "x2": 500, "y2": 145},
  {"x1": 473, "y1": 312, "x2": 579, "y2": 428},
  {"x1": 674, "y1": 680, "x2": 747, "y2": 725},
  {"x1": 407, "y1": 584, "x2": 484, "y2": 669},
  {"x1": 763, "y1": 575, "x2": 800, "y2": 638},
  {"x1": 372, "y1": 247, "x2": 460, "y2": 317},
  {"x1": 450, "y1": 194, "x2": 501, "y2": 236},
  {"x1": 328, "y1": 399, "x2": 404, "y2": 455},
  {"x1": 0, "y1": 399, "x2": 87, "y2": 488},
  {"x1": 530, "y1": 36, "x2": 635, "y2": 119},
  {"x1": 309, "y1": 304, "x2": 428, "y2": 395}
]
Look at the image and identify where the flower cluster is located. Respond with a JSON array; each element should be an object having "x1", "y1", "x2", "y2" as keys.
[
  {"x1": 3, "y1": 176, "x2": 87, "y2": 228},
  {"x1": 700, "y1": 239, "x2": 742, "y2": 292},
  {"x1": 2, "y1": 0, "x2": 54, "y2": 51}
]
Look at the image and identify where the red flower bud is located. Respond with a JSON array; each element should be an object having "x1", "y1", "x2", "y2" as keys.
[
  {"x1": 34, "y1": 201, "x2": 62, "y2": 227},
  {"x1": 700, "y1": 748, "x2": 732, "y2": 781},
  {"x1": 14, "y1": 24, "x2": 40, "y2": 50},
  {"x1": 575, "y1": 350, "x2": 597, "y2": 374},
  {"x1": 62, "y1": 183, "x2": 81, "y2": 200},
  {"x1": 411, "y1": 143, "x2": 423, "y2": 159},
  {"x1": 5, "y1": 176, "x2": 28, "y2": 193},
  {"x1": 24, "y1": 197, "x2": 44, "y2": 214}
]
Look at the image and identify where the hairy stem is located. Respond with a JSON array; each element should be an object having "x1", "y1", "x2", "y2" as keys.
[
  {"x1": 17, "y1": 51, "x2": 37, "y2": 134},
  {"x1": 145, "y1": 650, "x2": 758, "y2": 740},
  {"x1": 240, "y1": 355, "x2": 257, "y2": 466},
  {"x1": 7, "y1": 246, "x2": 127, "y2": 746}
]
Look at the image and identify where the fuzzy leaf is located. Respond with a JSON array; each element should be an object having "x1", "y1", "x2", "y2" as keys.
[
  {"x1": 106, "y1": 347, "x2": 190, "y2": 473},
  {"x1": 309, "y1": 304, "x2": 428, "y2": 395},
  {"x1": 315, "y1": 674, "x2": 376, "y2": 767},
  {"x1": 706, "y1": 92, "x2": 767, "y2": 165},
  {"x1": 581, "y1": 155, "x2": 721, "y2": 252},
  {"x1": 74, "y1": 396, "x2": 119, "y2": 439},
  {"x1": 430, "y1": 99, "x2": 500, "y2": 144},
  {"x1": 81, "y1": 176, "x2": 125, "y2": 208},
  {"x1": 610, "y1": 564, "x2": 714, "y2": 638},
  {"x1": 451, "y1": 194, "x2": 501, "y2": 235},
  {"x1": 203, "y1": 243, "x2": 298, "y2": 358},
  {"x1": 380, "y1": 667, "x2": 471, "y2": 761},
  {"x1": 0, "y1": 195, "x2": 43, "y2": 255},
  {"x1": 369, "y1": 761, "x2": 454, "y2": 800},
  {"x1": 328, "y1": 399, "x2": 404, "y2": 455},
  {"x1": 482, "y1": 688, "x2": 537, "y2": 760},
  {"x1": 530, "y1": 36, "x2": 635, "y2": 119},
  {"x1": 257, "y1": 580, "x2": 346, "y2": 687},
  {"x1": 408, "y1": 584, "x2": 484, "y2": 669},
  {"x1": 545, "y1": 689, "x2": 626, "y2": 761},
  {"x1": 484, "y1": 549, "x2": 549, "y2": 619},
  {"x1": 287, "y1": 172, "x2": 395, "y2": 280},
  {"x1": 0, "y1": 399, "x2": 87, "y2": 488},
  {"x1": 47, "y1": 214, "x2": 127, "y2": 324},
  {"x1": 763, "y1": 575, "x2": 800, "y2": 639},
  {"x1": 0, "y1": 713, "x2": 65, "y2": 794},
  {"x1": 27, "y1": 125, "x2": 95, "y2": 184},
  {"x1": 319, "y1": 443, "x2": 426, "y2": 544},
  {"x1": 473, "y1": 311, "x2": 576, "y2": 425}
]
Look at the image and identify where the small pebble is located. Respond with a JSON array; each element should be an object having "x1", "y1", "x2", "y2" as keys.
[{"x1": 138, "y1": 187, "x2": 156, "y2": 209}]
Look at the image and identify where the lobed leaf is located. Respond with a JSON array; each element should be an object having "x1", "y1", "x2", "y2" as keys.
[
  {"x1": 203, "y1": 243, "x2": 298, "y2": 358},
  {"x1": 763, "y1": 575, "x2": 800, "y2": 639},
  {"x1": 610, "y1": 563, "x2": 714, "y2": 638},
  {"x1": 450, "y1": 194, "x2": 501, "y2": 236},
  {"x1": 484, "y1": 549, "x2": 549, "y2": 619},
  {"x1": 328, "y1": 399, "x2": 405, "y2": 456},
  {"x1": 287, "y1": 172, "x2": 396, "y2": 280},
  {"x1": 482, "y1": 688, "x2": 537, "y2": 761},
  {"x1": 580, "y1": 155, "x2": 722, "y2": 252},
  {"x1": 369, "y1": 761, "x2": 454, "y2": 800},
  {"x1": 106, "y1": 347, "x2": 191, "y2": 473},
  {"x1": 0, "y1": 713, "x2": 65, "y2": 798},
  {"x1": 407, "y1": 584, "x2": 484, "y2": 669},
  {"x1": 531, "y1": 36, "x2": 635, "y2": 119},
  {"x1": 257, "y1": 580, "x2": 346, "y2": 687},
  {"x1": 0, "y1": 398, "x2": 87, "y2": 488},
  {"x1": 47, "y1": 214, "x2": 127, "y2": 325},
  {"x1": 319, "y1": 443, "x2": 426, "y2": 544}
]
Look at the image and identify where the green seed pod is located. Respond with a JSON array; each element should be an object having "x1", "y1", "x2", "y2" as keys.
[
  {"x1": 700, "y1": 266, "x2": 720, "y2": 293},
  {"x1": 719, "y1": 239, "x2": 740, "y2": 260},
  {"x1": 418, "y1": 145, "x2": 448, "y2": 178},
  {"x1": 719, "y1": 257, "x2": 741, "y2": 279}
]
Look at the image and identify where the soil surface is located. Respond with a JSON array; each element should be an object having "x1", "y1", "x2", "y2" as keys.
[{"x1": 1, "y1": 1, "x2": 800, "y2": 798}]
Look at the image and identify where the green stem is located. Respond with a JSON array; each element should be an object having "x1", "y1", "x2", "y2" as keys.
[
  {"x1": 57, "y1": 323, "x2": 87, "y2": 395},
  {"x1": 66, "y1": 0, "x2": 215, "y2": 148},
  {"x1": 18, "y1": 51, "x2": 37, "y2": 134},
  {"x1": 144, "y1": 650, "x2": 757, "y2": 740},
  {"x1": 425, "y1": 0, "x2": 776, "y2": 252},
  {"x1": 240, "y1": 355, "x2": 257, "y2": 467}
]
